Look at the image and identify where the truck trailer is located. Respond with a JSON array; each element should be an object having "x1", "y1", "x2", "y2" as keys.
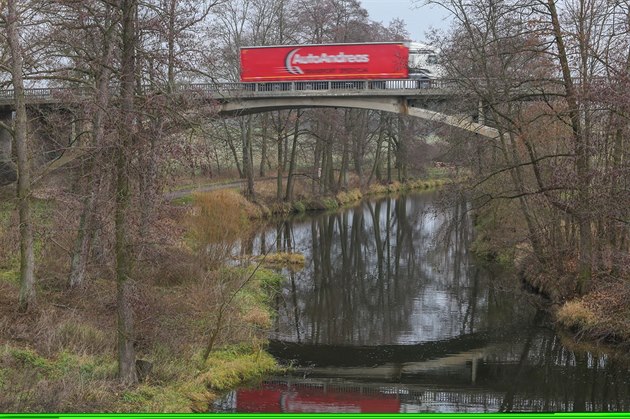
[
  {"x1": 240, "y1": 42, "x2": 410, "y2": 82},
  {"x1": 239, "y1": 42, "x2": 442, "y2": 91}
]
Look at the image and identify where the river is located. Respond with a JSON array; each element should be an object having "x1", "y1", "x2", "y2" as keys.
[{"x1": 214, "y1": 191, "x2": 630, "y2": 413}]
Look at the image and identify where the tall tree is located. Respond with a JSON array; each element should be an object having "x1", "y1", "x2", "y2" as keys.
[
  {"x1": 427, "y1": 0, "x2": 630, "y2": 296},
  {"x1": 2, "y1": 0, "x2": 36, "y2": 311},
  {"x1": 116, "y1": 0, "x2": 139, "y2": 385}
]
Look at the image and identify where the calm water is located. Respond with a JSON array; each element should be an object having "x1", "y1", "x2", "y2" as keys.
[{"x1": 215, "y1": 192, "x2": 630, "y2": 413}]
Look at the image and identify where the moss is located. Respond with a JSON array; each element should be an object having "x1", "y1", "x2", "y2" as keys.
[
  {"x1": 118, "y1": 346, "x2": 281, "y2": 412},
  {"x1": 254, "y1": 267, "x2": 285, "y2": 290},
  {"x1": 209, "y1": 265, "x2": 284, "y2": 332}
]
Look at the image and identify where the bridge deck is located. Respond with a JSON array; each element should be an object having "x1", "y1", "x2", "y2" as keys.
[{"x1": 0, "y1": 79, "x2": 456, "y2": 110}]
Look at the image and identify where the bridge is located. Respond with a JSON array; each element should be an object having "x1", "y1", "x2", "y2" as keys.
[
  {"x1": 0, "y1": 79, "x2": 498, "y2": 138},
  {"x1": 0, "y1": 79, "x2": 497, "y2": 185}
]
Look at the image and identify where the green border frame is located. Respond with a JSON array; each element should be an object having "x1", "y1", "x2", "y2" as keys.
[{"x1": 2, "y1": 414, "x2": 630, "y2": 418}]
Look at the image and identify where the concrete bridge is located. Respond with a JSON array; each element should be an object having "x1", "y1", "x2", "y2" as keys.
[
  {"x1": 0, "y1": 79, "x2": 497, "y2": 135},
  {"x1": 0, "y1": 79, "x2": 498, "y2": 185}
]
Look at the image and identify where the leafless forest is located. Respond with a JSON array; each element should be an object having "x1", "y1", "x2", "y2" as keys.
[{"x1": 0, "y1": 0, "x2": 629, "y2": 409}]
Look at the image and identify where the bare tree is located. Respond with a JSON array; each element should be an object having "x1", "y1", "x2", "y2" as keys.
[
  {"x1": 1, "y1": 0, "x2": 36, "y2": 311},
  {"x1": 113, "y1": 0, "x2": 139, "y2": 385},
  {"x1": 426, "y1": 0, "x2": 630, "y2": 295}
]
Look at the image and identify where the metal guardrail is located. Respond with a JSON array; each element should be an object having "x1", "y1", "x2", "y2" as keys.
[{"x1": 0, "y1": 79, "x2": 454, "y2": 107}]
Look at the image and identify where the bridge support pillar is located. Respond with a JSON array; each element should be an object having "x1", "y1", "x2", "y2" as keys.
[{"x1": 0, "y1": 110, "x2": 17, "y2": 186}]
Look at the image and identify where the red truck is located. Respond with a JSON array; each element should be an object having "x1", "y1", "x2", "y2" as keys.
[{"x1": 240, "y1": 42, "x2": 409, "y2": 82}]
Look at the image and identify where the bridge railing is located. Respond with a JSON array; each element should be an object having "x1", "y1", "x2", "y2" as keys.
[
  {"x1": 0, "y1": 79, "x2": 455, "y2": 106},
  {"x1": 0, "y1": 86, "x2": 93, "y2": 102}
]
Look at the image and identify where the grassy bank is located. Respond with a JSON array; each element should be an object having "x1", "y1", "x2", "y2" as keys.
[
  {"x1": 0, "y1": 190, "x2": 285, "y2": 412},
  {"x1": 258, "y1": 177, "x2": 452, "y2": 215}
]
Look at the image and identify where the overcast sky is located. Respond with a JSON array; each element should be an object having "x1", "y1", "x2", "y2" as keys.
[{"x1": 361, "y1": 0, "x2": 452, "y2": 43}]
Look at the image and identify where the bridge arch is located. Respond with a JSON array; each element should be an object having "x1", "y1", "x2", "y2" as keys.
[{"x1": 219, "y1": 96, "x2": 498, "y2": 139}]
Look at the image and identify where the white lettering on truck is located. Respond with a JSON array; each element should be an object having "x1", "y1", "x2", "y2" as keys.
[{"x1": 285, "y1": 48, "x2": 370, "y2": 75}]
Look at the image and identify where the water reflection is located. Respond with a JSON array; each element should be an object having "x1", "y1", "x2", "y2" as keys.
[
  {"x1": 252, "y1": 192, "x2": 530, "y2": 345},
  {"x1": 217, "y1": 192, "x2": 630, "y2": 412},
  {"x1": 216, "y1": 329, "x2": 630, "y2": 412}
]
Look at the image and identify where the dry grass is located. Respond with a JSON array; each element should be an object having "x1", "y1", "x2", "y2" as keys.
[
  {"x1": 253, "y1": 176, "x2": 448, "y2": 216},
  {"x1": 555, "y1": 278, "x2": 630, "y2": 346},
  {"x1": 255, "y1": 252, "x2": 306, "y2": 270},
  {"x1": 188, "y1": 190, "x2": 260, "y2": 270},
  {"x1": 189, "y1": 189, "x2": 260, "y2": 242},
  {"x1": 556, "y1": 300, "x2": 598, "y2": 330},
  {"x1": 336, "y1": 189, "x2": 363, "y2": 206}
]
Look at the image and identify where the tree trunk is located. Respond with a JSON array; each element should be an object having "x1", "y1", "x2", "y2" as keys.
[
  {"x1": 369, "y1": 113, "x2": 385, "y2": 185},
  {"x1": 547, "y1": 0, "x2": 592, "y2": 293},
  {"x1": 337, "y1": 139, "x2": 348, "y2": 191},
  {"x1": 313, "y1": 132, "x2": 322, "y2": 194},
  {"x1": 259, "y1": 113, "x2": 268, "y2": 177},
  {"x1": 386, "y1": 135, "x2": 392, "y2": 183},
  {"x1": 69, "y1": 34, "x2": 114, "y2": 288},
  {"x1": 221, "y1": 120, "x2": 242, "y2": 178},
  {"x1": 167, "y1": 0, "x2": 176, "y2": 91},
  {"x1": 285, "y1": 111, "x2": 301, "y2": 201},
  {"x1": 240, "y1": 116, "x2": 255, "y2": 198},
  {"x1": 116, "y1": 0, "x2": 138, "y2": 385},
  {"x1": 276, "y1": 114, "x2": 284, "y2": 201},
  {"x1": 7, "y1": 0, "x2": 35, "y2": 312}
]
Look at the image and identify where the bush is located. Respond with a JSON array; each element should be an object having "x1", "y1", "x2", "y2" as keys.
[
  {"x1": 321, "y1": 197, "x2": 339, "y2": 210},
  {"x1": 292, "y1": 201, "x2": 306, "y2": 213}
]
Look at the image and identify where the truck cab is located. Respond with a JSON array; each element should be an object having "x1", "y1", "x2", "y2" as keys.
[{"x1": 407, "y1": 42, "x2": 442, "y2": 81}]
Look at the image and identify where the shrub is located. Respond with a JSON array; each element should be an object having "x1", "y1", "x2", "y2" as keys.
[
  {"x1": 321, "y1": 197, "x2": 339, "y2": 210},
  {"x1": 292, "y1": 201, "x2": 306, "y2": 213}
]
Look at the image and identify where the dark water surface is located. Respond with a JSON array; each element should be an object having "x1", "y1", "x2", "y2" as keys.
[{"x1": 214, "y1": 192, "x2": 630, "y2": 413}]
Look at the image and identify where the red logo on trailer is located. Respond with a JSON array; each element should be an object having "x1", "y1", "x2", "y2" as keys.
[{"x1": 240, "y1": 43, "x2": 409, "y2": 82}]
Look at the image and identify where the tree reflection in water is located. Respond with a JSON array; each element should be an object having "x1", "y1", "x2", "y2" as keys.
[
  {"x1": 222, "y1": 192, "x2": 630, "y2": 413},
  {"x1": 249, "y1": 192, "x2": 529, "y2": 345}
]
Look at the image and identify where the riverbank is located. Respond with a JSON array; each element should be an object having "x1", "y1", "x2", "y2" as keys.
[
  {"x1": 470, "y1": 204, "x2": 630, "y2": 351},
  {"x1": 229, "y1": 177, "x2": 452, "y2": 216},
  {"x1": 0, "y1": 174, "x2": 453, "y2": 411},
  {"x1": 0, "y1": 191, "x2": 285, "y2": 412}
]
